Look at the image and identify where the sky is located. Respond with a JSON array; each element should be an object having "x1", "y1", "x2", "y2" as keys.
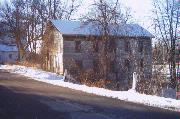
[
  {"x1": 78, "y1": 0, "x2": 154, "y2": 32},
  {"x1": 0, "y1": 0, "x2": 154, "y2": 32},
  {"x1": 121, "y1": 0, "x2": 153, "y2": 28}
]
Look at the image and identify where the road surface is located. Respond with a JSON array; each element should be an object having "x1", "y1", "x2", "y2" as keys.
[{"x1": 0, "y1": 69, "x2": 179, "y2": 119}]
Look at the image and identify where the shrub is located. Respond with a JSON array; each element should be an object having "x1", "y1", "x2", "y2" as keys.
[{"x1": 136, "y1": 72, "x2": 167, "y2": 95}]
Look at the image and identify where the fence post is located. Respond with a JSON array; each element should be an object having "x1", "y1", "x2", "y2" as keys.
[
  {"x1": 63, "y1": 69, "x2": 67, "y2": 80},
  {"x1": 132, "y1": 72, "x2": 137, "y2": 91}
]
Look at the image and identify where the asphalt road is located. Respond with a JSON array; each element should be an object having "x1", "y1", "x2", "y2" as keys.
[{"x1": 0, "y1": 69, "x2": 179, "y2": 119}]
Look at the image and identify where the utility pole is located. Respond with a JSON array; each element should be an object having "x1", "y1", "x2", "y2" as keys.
[
  {"x1": 176, "y1": 0, "x2": 180, "y2": 100},
  {"x1": 176, "y1": 38, "x2": 180, "y2": 100}
]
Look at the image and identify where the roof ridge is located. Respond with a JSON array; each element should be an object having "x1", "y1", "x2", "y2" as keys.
[{"x1": 49, "y1": 20, "x2": 154, "y2": 38}]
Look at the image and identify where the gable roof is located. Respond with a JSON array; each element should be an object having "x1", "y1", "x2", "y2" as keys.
[{"x1": 50, "y1": 20, "x2": 154, "y2": 38}]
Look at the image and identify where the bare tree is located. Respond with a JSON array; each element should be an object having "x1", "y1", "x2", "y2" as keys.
[
  {"x1": 152, "y1": 0, "x2": 180, "y2": 88},
  {"x1": 0, "y1": 0, "x2": 81, "y2": 62},
  {"x1": 43, "y1": 0, "x2": 81, "y2": 20},
  {"x1": 64, "y1": 0, "x2": 81, "y2": 20},
  {"x1": 0, "y1": 0, "x2": 28, "y2": 61},
  {"x1": 82, "y1": 0, "x2": 131, "y2": 80}
]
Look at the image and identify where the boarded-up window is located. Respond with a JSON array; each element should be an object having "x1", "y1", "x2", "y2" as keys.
[
  {"x1": 109, "y1": 40, "x2": 116, "y2": 52},
  {"x1": 47, "y1": 50, "x2": 50, "y2": 60},
  {"x1": 110, "y1": 61, "x2": 116, "y2": 73},
  {"x1": 138, "y1": 40, "x2": 143, "y2": 52},
  {"x1": 125, "y1": 41, "x2": 130, "y2": 52},
  {"x1": 9, "y1": 54, "x2": 12, "y2": 59},
  {"x1": 49, "y1": 55, "x2": 53, "y2": 71},
  {"x1": 93, "y1": 41, "x2": 99, "y2": 52},
  {"x1": 140, "y1": 59, "x2": 144, "y2": 68},
  {"x1": 50, "y1": 33, "x2": 54, "y2": 44},
  {"x1": 125, "y1": 59, "x2": 130, "y2": 71},
  {"x1": 55, "y1": 56, "x2": 58, "y2": 68},
  {"x1": 75, "y1": 41, "x2": 81, "y2": 52},
  {"x1": 93, "y1": 60, "x2": 99, "y2": 72},
  {"x1": 75, "y1": 60, "x2": 83, "y2": 69}
]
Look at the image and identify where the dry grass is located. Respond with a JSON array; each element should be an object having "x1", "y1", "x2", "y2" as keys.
[
  {"x1": 15, "y1": 61, "x2": 40, "y2": 68},
  {"x1": 136, "y1": 72, "x2": 168, "y2": 95}
]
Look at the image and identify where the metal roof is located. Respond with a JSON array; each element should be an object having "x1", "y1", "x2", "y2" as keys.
[{"x1": 50, "y1": 20, "x2": 154, "y2": 38}]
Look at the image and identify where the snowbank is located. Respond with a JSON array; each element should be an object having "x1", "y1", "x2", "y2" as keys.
[
  {"x1": 0, "y1": 65, "x2": 180, "y2": 111},
  {"x1": 0, "y1": 65, "x2": 63, "y2": 81}
]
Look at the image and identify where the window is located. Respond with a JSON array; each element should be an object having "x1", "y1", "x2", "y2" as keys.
[
  {"x1": 140, "y1": 59, "x2": 144, "y2": 68},
  {"x1": 49, "y1": 55, "x2": 53, "y2": 71},
  {"x1": 75, "y1": 41, "x2": 81, "y2": 52},
  {"x1": 138, "y1": 41, "x2": 143, "y2": 52},
  {"x1": 125, "y1": 59, "x2": 130, "y2": 71},
  {"x1": 75, "y1": 60, "x2": 83, "y2": 69},
  {"x1": 47, "y1": 51, "x2": 49, "y2": 60},
  {"x1": 110, "y1": 61, "x2": 116, "y2": 73},
  {"x1": 93, "y1": 60, "x2": 99, "y2": 72},
  {"x1": 9, "y1": 54, "x2": 12, "y2": 59},
  {"x1": 50, "y1": 33, "x2": 54, "y2": 44},
  {"x1": 93, "y1": 41, "x2": 99, "y2": 52},
  {"x1": 109, "y1": 40, "x2": 116, "y2": 53},
  {"x1": 125, "y1": 41, "x2": 130, "y2": 52}
]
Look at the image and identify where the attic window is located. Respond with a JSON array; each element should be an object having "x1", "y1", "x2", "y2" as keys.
[{"x1": 75, "y1": 41, "x2": 81, "y2": 52}]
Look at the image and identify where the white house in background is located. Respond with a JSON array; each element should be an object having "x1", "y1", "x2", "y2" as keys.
[
  {"x1": 0, "y1": 21, "x2": 19, "y2": 64},
  {"x1": 0, "y1": 44, "x2": 18, "y2": 64}
]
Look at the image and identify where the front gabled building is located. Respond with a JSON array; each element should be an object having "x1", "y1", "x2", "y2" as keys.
[{"x1": 42, "y1": 20, "x2": 154, "y2": 89}]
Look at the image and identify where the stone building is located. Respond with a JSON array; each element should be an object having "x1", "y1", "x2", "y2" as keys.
[{"x1": 42, "y1": 20, "x2": 154, "y2": 88}]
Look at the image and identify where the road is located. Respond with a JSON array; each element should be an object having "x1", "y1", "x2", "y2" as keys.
[{"x1": 0, "y1": 69, "x2": 179, "y2": 119}]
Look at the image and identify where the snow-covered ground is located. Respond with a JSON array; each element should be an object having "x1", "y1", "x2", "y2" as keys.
[{"x1": 0, "y1": 65, "x2": 180, "y2": 112}]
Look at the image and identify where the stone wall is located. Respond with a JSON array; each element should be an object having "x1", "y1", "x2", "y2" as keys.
[
  {"x1": 113, "y1": 38, "x2": 152, "y2": 88},
  {"x1": 43, "y1": 22, "x2": 152, "y2": 90},
  {"x1": 42, "y1": 23, "x2": 64, "y2": 74},
  {"x1": 63, "y1": 36, "x2": 97, "y2": 73},
  {"x1": 62, "y1": 36, "x2": 152, "y2": 88}
]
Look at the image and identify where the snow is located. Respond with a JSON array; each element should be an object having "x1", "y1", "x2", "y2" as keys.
[
  {"x1": 0, "y1": 44, "x2": 18, "y2": 52},
  {"x1": 50, "y1": 20, "x2": 154, "y2": 38},
  {"x1": 0, "y1": 64, "x2": 180, "y2": 112},
  {"x1": 0, "y1": 65, "x2": 63, "y2": 81},
  {"x1": 51, "y1": 20, "x2": 100, "y2": 36}
]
